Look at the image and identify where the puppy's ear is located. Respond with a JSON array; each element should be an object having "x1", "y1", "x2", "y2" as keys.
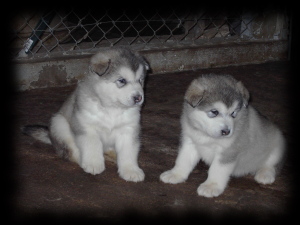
[
  {"x1": 89, "y1": 59, "x2": 111, "y2": 76},
  {"x1": 141, "y1": 56, "x2": 150, "y2": 71},
  {"x1": 184, "y1": 79, "x2": 205, "y2": 108},
  {"x1": 135, "y1": 53, "x2": 150, "y2": 71},
  {"x1": 236, "y1": 81, "x2": 250, "y2": 107}
]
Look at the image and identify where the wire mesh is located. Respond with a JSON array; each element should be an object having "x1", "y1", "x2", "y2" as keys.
[{"x1": 10, "y1": 8, "x2": 290, "y2": 59}]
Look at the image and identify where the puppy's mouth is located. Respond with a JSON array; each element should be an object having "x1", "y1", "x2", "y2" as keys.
[
  {"x1": 221, "y1": 128, "x2": 231, "y2": 136},
  {"x1": 216, "y1": 129, "x2": 233, "y2": 138},
  {"x1": 133, "y1": 94, "x2": 143, "y2": 105},
  {"x1": 208, "y1": 128, "x2": 233, "y2": 139},
  {"x1": 119, "y1": 94, "x2": 144, "y2": 108}
]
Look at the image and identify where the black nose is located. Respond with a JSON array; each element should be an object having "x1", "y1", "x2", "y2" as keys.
[
  {"x1": 133, "y1": 95, "x2": 143, "y2": 104},
  {"x1": 221, "y1": 129, "x2": 230, "y2": 136}
]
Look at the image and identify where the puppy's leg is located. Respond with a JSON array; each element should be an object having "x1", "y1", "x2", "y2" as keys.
[
  {"x1": 50, "y1": 114, "x2": 80, "y2": 163},
  {"x1": 160, "y1": 137, "x2": 200, "y2": 184},
  {"x1": 254, "y1": 144, "x2": 284, "y2": 184},
  {"x1": 115, "y1": 129, "x2": 145, "y2": 182},
  {"x1": 254, "y1": 132, "x2": 285, "y2": 185},
  {"x1": 254, "y1": 167, "x2": 275, "y2": 184},
  {"x1": 197, "y1": 155, "x2": 235, "y2": 198},
  {"x1": 76, "y1": 132, "x2": 105, "y2": 175}
]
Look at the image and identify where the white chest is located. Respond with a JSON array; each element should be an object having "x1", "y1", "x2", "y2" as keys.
[
  {"x1": 186, "y1": 127, "x2": 233, "y2": 165},
  {"x1": 76, "y1": 100, "x2": 140, "y2": 141}
]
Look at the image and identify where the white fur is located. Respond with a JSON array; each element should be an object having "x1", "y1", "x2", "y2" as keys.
[
  {"x1": 187, "y1": 101, "x2": 238, "y2": 138},
  {"x1": 49, "y1": 50, "x2": 148, "y2": 182},
  {"x1": 160, "y1": 111, "x2": 235, "y2": 197},
  {"x1": 161, "y1": 98, "x2": 285, "y2": 197}
]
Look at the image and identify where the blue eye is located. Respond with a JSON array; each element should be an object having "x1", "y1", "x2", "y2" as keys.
[
  {"x1": 211, "y1": 110, "x2": 219, "y2": 116},
  {"x1": 118, "y1": 78, "x2": 127, "y2": 84},
  {"x1": 116, "y1": 78, "x2": 127, "y2": 88},
  {"x1": 208, "y1": 109, "x2": 219, "y2": 118}
]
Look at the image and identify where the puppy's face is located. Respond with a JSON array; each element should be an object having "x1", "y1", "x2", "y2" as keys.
[
  {"x1": 188, "y1": 101, "x2": 243, "y2": 138},
  {"x1": 89, "y1": 48, "x2": 149, "y2": 107},
  {"x1": 107, "y1": 65, "x2": 146, "y2": 107},
  {"x1": 184, "y1": 74, "x2": 249, "y2": 138}
]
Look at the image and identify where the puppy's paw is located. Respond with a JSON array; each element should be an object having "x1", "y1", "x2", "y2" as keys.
[
  {"x1": 81, "y1": 163, "x2": 105, "y2": 175},
  {"x1": 160, "y1": 170, "x2": 186, "y2": 184},
  {"x1": 254, "y1": 167, "x2": 275, "y2": 184},
  {"x1": 197, "y1": 182, "x2": 224, "y2": 198},
  {"x1": 81, "y1": 160, "x2": 105, "y2": 175},
  {"x1": 119, "y1": 167, "x2": 145, "y2": 182}
]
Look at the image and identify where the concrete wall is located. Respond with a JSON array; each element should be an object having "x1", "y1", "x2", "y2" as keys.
[{"x1": 13, "y1": 40, "x2": 288, "y2": 91}]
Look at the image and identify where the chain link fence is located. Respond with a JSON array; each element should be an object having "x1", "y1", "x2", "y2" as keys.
[{"x1": 10, "y1": 8, "x2": 290, "y2": 59}]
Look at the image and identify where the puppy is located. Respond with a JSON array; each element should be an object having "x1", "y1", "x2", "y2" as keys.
[
  {"x1": 22, "y1": 47, "x2": 149, "y2": 182},
  {"x1": 160, "y1": 74, "x2": 285, "y2": 197}
]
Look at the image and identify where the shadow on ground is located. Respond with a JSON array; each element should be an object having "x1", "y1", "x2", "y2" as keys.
[{"x1": 10, "y1": 61, "x2": 296, "y2": 222}]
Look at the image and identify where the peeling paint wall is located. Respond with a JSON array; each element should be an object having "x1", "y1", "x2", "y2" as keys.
[
  {"x1": 13, "y1": 40, "x2": 288, "y2": 91},
  {"x1": 14, "y1": 58, "x2": 89, "y2": 91},
  {"x1": 32, "y1": 65, "x2": 68, "y2": 87},
  {"x1": 142, "y1": 41, "x2": 288, "y2": 73}
]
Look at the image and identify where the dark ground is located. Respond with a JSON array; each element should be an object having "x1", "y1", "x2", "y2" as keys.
[{"x1": 9, "y1": 61, "x2": 297, "y2": 223}]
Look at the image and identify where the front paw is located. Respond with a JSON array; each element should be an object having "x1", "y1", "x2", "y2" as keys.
[
  {"x1": 81, "y1": 159, "x2": 105, "y2": 175},
  {"x1": 160, "y1": 170, "x2": 187, "y2": 184},
  {"x1": 254, "y1": 167, "x2": 275, "y2": 184},
  {"x1": 197, "y1": 182, "x2": 224, "y2": 198},
  {"x1": 119, "y1": 167, "x2": 145, "y2": 182}
]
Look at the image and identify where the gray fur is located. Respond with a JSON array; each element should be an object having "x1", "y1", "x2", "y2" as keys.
[
  {"x1": 22, "y1": 47, "x2": 149, "y2": 181},
  {"x1": 21, "y1": 125, "x2": 51, "y2": 144},
  {"x1": 161, "y1": 74, "x2": 285, "y2": 197},
  {"x1": 185, "y1": 74, "x2": 285, "y2": 175},
  {"x1": 185, "y1": 74, "x2": 249, "y2": 109}
]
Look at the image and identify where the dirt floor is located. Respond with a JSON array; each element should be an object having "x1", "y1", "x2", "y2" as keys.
[{"x1": 9, "y1": 61, "x2": 296, "y2": 223}]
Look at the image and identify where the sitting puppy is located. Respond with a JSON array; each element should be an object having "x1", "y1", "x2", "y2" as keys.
[
  {"x1": 22, "y1": 47, "x2": 149, "y2": 182},
  {"x1": 160, "y1": 74, "x2": 285, "y2": 197}
]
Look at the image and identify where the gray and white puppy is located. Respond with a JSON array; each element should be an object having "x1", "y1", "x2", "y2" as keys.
[
  {"x1": 160, "y1": 74, "x2": 285, "y2": 197},
  {"x1": 23, "y1": 47, "x2": 149, "y2": 182}
]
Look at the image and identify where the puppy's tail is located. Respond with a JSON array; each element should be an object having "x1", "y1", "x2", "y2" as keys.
[{"x1": 21, "y1": 125, "x2": 52, "y2": 145}]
